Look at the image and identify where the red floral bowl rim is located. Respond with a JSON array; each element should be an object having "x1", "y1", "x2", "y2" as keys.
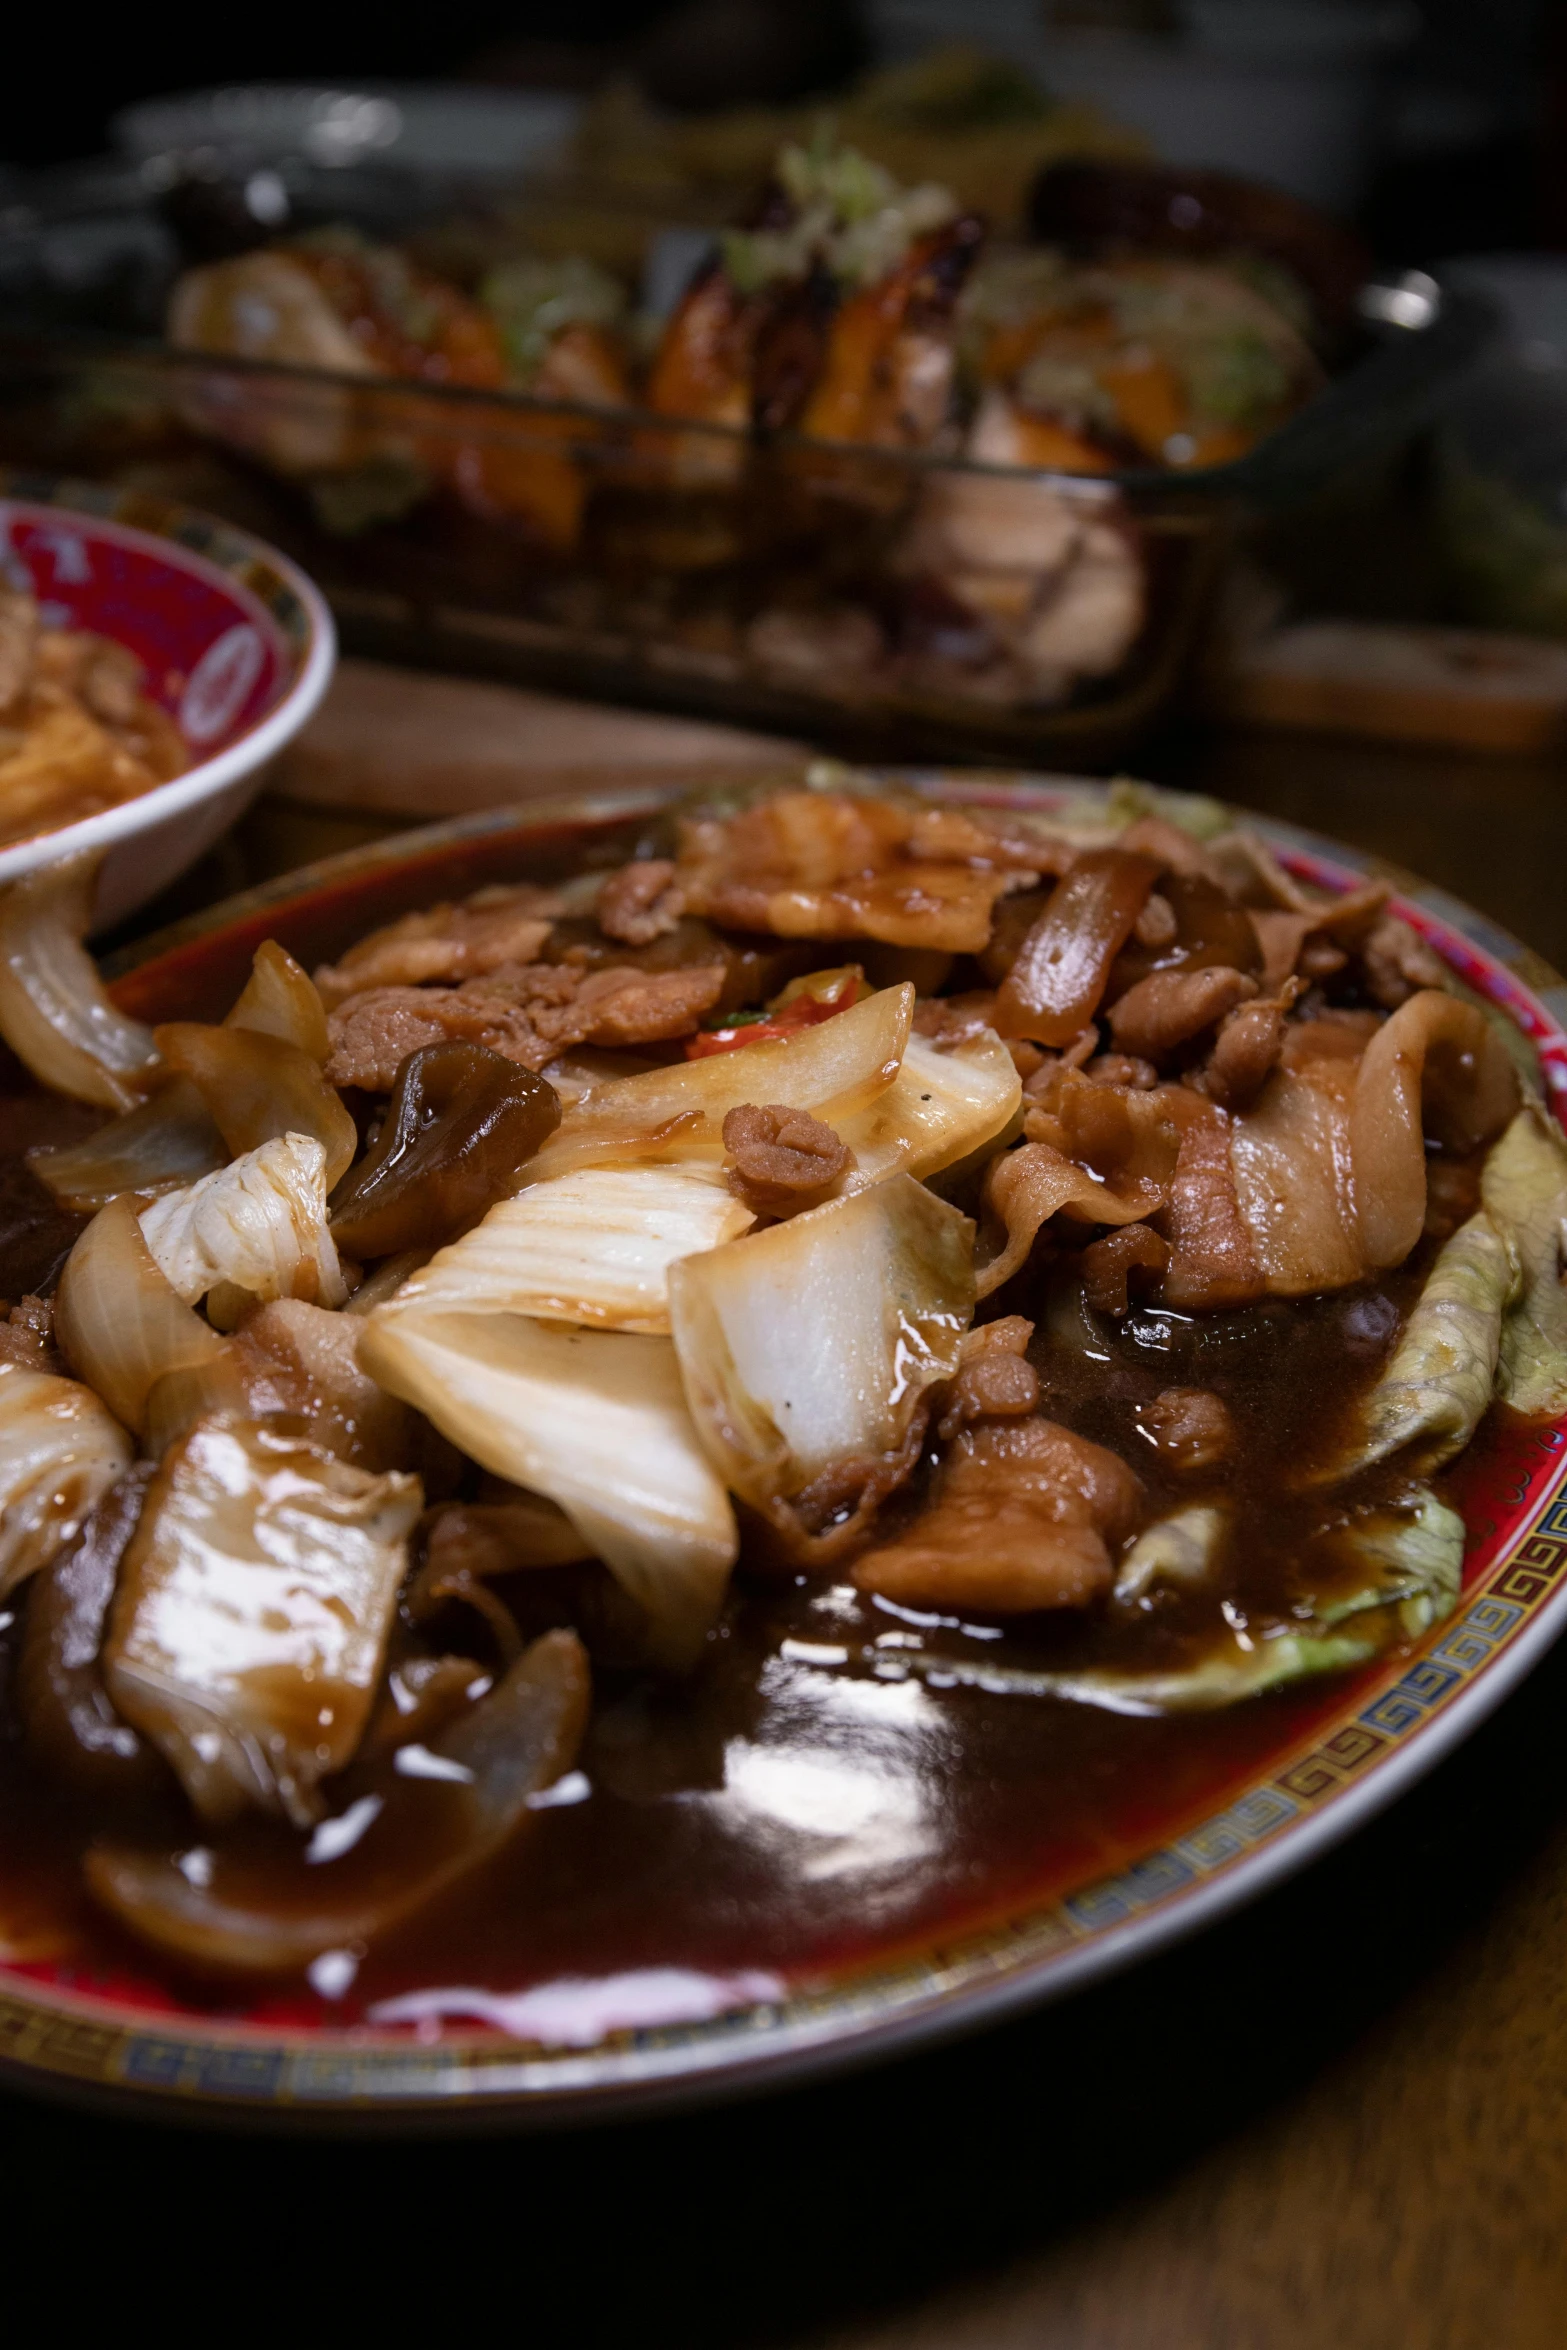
[
  {"x1": 4, "y1": 770, "x2": 1566, "y2": 2132},
  {"x1": 0, "y1": 469, "x2": 336, "y2": 893}
]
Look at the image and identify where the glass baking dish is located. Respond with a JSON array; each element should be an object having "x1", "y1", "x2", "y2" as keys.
[{"x1": 0, "y1": 183, "x2": 1491, "y2": 767}]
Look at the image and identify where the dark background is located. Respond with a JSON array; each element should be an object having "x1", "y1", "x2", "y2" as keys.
[{"x1": 3, "y1": 1, "x2": 1562, "y2": 267}]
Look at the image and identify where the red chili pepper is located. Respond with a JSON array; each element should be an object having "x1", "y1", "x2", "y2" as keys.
[{"x1": 686, "y1": 988, "x2": 853, "y2": 1059}]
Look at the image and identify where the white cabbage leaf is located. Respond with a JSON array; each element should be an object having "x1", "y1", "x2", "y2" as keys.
[
  {"x1": 138, "y1": 1132, "x2": 347, "y2": 1326},
  {"x1": 376, "y1": 1162, "x2": 754, "y2": 1337},
  {"x1": 360, "y1": 1310, "x2": 737, "y2": 1667},
  {"x1": 1343, "y1": 1211, "x2": 1517, "y2": 1476},
  {"x1": 837, "y1": 1029, "x2": 1022, "y2": 1193},
  {"x1": 104, "y1": 1418, "x2": 421, "y2": 1827},
  {"x1": 668, "y1": 1173, "x2": 975, "y2": 1511},
  {"x1": 0, "y1": 852, "x2": 159, "y2": 1110}
]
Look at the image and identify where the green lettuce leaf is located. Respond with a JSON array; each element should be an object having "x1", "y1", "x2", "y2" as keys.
[
  {"x1": 1481, "y1": 1106, "x2": 1567, "y2": 1419},
  {"x1": 1346, "y1": 1211, "x2": 1517, "y2": 1475},
  {"x1": 893, "y1": 1489, "x2": 1463, "y2": 1716}
]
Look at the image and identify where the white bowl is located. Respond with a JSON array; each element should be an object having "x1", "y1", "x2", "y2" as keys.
[{"x1": 0, "y1": 473, "x2": 335, "y2": 929}]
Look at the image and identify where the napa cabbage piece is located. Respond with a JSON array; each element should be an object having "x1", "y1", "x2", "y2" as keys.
[
  {"x1": 899, "y1": 1489, "x2": 1463, "y2": 1715},
  {"x1": 0, "y1": 852, "x2": 159, "y2": 1109},
  {"x1": 104, "y1": 1418, "x2": 422, "y2": 1828},
  {"x1": 359, "y1": 1311, "x2": 736, "y2": 1667},
  {"x1": 0, "y1": 1360, "x2": 134, "y2": 1601},
  {"x1": 137, "y1": 1132, "x2": 348, "y2": 1328},
  {"x1": 518, "y1": 983, "x2": 913, "y2": 1188},
  {"x1": 375, "y1": 1163, "x2": 754, "y2": 1337},
  {"x1": 1481, "y1": 1106, "x2": 1567, "y2": 1419},
  {"x1": 837, "y1": 1029, "x2": 1022, "y2": 1193},
  {"x1": 1113, "y1": 1504, "x2": 1228, "y2": 1606},
  {"x1": 1342, "y1": 1212, "x2": 1517, "y2": 1476},
  {"x1": 668, "y1": 1174, "x2": 975, "y2": 1513},
  {"x1": 86, "y1": 1629, "x2": 590, "y2": 1974}
]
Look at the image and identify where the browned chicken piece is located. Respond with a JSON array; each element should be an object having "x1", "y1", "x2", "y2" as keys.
[
  {"x1": 854, "y1": 1415, "x2": 1144, "y2": 1613},
  {"x1": 1159, "y1": 1110, "x2": 1263, "y2": 1311},
  {"x1": 1023, "y1": 1068, "x2": 1187, "y2": 1210},
  {"x1": 676, "y1": 791, "x2": 1032, "y2": 954},
  {"x1": 313, "y1": 886, "x2": 565, "y2": 1010},
  {"x1": 1106, "y1": 966, "x2": 1258, "y2": 1061},
  {"x1": 1198, "y1": 993, "x2": 1294, "y2": 1112},
  {"x1": 1137, "y1": 1386, "x2": 1236, "y2": 1473},
  {"x1": 1079, "y1": 1225, "x2": 1171, "y2": 1315},
  {"x1": 1248, "y1": 880, "x2": 1390, "y2": 994},
  {"x1": 912, "y1": 990, "x2": 1004, "y2": 1049},
  {"x1": 0, "y1": 1293, "x2": 61, "y2": 1373},
  {"x1": 595, "y1": 859, "x2": 687, "y2": 946},
  {"x1": 1361, "y1": 914, "x2": 1449, "y2": 1010},
  {"x1": 723, "y1": 1103, "x2": 854, "y2": 1218},
  {"x1": 1083, "y1": 1052, "x2": 1158, "y2": 1090},
  {"x1": 936, "y1": 1315, "x2": 1039, "y2": 1437},
  {"x1": 642, "y1": 264, "x2": 762, "y2": 488},
  {"x1": 325, "y1": 962, "x2": 724, "y2": 1090},
  {"x1": 1021, "y1": 1028, "x2": 1101, "y2": 1095}
]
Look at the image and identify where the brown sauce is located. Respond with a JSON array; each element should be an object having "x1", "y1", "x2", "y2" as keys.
[{"x1": 0, "y1": 1129, "x2": 1443, "y2": 2024}]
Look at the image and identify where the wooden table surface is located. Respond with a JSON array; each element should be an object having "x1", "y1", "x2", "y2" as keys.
[{"x1": 12, "y1": 671, "x2": 1567, "y2": 2344}]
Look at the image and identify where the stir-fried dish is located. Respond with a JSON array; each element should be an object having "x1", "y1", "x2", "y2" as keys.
[
  {"x1": 1, "y1": 774, "x2": 1561, "y2": 2009},
  {"x1": 0, "y1": 590, "x2": 187, "y2": 850}
]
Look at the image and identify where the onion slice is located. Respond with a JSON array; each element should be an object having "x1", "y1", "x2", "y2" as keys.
[
  {"x1": 225, "y1": 939, "x2": 331, "y2": 1062},
  {"x1": 85, "y1": 1630, "x2": 589, "y2": 1974},
  {"x1": 1351, "y1": 990, "x2": 1518, "y2": 1270},
  {"x1": 55, "y1": 1194, "x2": 229, "y2": 1436},
  {"x1": 0, "y1": 853, "x2": 158, "y2": 1109},
  {"x1": 28, "y1": 1077, "x2": 227, "y2": 1214},
  {"x1": 155, "y1": 1021, "x2": 358, "y2": 1191}
]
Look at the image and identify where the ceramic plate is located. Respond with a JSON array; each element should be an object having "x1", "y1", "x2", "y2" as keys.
[
  {"x1": 3, "y1": 774, "x2": 1564, "y2": 2128},
  {"x1": 0, "y1": 470, "x2": 335, "y2": 926}
]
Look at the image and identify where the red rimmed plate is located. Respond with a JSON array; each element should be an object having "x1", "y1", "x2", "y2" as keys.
[{"x1": 3, "y1": 774, "x2": 1564, "y2": 2129}]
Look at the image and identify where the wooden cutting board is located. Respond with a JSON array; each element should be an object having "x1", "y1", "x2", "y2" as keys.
[
  {"x1": 268, "y1": 657, "x2": 804, "y2": 819},
  {"x1": 1205, "y1": 617, "x2": 1567, "y2": 754}
]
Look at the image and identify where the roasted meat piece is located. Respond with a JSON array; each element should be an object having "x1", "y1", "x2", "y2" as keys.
[
  {"x1": 854, "y1": 1415, "x2": 1144, "y2": 1612},
  {"x1": 325, "y1": 963, "x2": 725, "y2": 1090}
]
